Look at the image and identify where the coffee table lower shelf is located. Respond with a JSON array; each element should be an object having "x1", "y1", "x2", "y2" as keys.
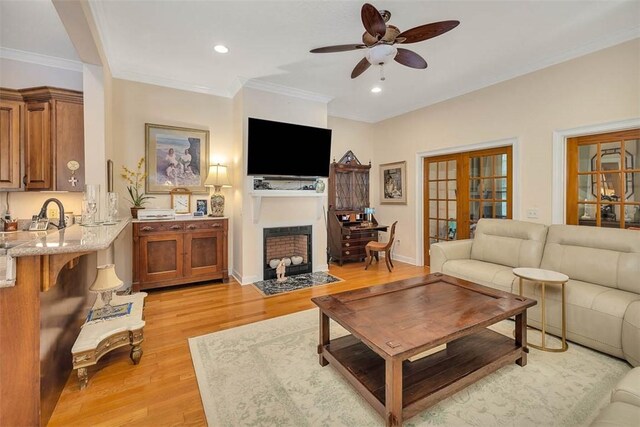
[{"x1": 321, "y1": 328, "x2": 523, "y2": 422}]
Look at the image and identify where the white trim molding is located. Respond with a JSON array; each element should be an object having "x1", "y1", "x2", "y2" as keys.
[
  {"x1": 551, "y1": 118, "x2": 640, "y2": 224},
  {"x1": 0, "y1": 47, "x2": 83, "y2": 72},
  {"x1": 415, "y1": 137, "x2": 520, "y2": 267},
  {"x1": 241, "y1": 79, "x2": 333, "y2": 104}
]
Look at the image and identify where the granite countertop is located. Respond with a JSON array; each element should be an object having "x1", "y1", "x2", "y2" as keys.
[{"x1": 6, "y1": 219, "x2": 130, "y2": 258}]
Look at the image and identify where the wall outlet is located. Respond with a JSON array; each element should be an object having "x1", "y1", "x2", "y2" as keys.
[
  {"x1": 526, "y1": 208, "x2": 539, "y2": 219},
  {"x1": 49, "y1": 208, "x2": 57, "y2": 218},
  {"x1": 396, "y1": 239, "x2": 400, "y2": 246}
]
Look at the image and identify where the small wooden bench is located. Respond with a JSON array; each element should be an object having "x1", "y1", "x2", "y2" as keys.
[{"x1": 71, "y1": 292, "x2": 147, "y2": 389}]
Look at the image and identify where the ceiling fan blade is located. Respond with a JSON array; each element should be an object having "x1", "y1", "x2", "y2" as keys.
[
  {"x1": 361, "y1": 3, "x2": 386, "y2": 39},
  {"x1": 310, "y1": 44, "x2": 367, "y2": 53},
  {"x1": 394, "y1": 48, "x2": 427, "y2": 69},
  {"x1": 397, "y1": 20, "x2": 460, "y2": 44},
  {"x1": 351, "y1": 57, "x2": 371, "y2": 79}
]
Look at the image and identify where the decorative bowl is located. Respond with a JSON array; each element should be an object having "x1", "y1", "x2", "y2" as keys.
[
  {"x1": 282, "y1": 257, "x2": 292, "y2": 266},
  {"x1": 291, "y1": 256, "x2": 303, "y2": 265},
  {"x1": 269, "y1": 259, "x2": 280, "y2": 269}
]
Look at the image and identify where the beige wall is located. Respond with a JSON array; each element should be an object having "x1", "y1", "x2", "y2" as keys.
[
  {"x1": 110, "y1": 79, "x2": 235, "y2": 271},
  {"x1": 371, "y1": 39, "x2": 640, "y2": 265},
  {"x1": 236, "y1": 87, "x2": 329, "y2": 283},
  {"x1": 327, "y1": 116, "x2": 375, "y2": 168}
]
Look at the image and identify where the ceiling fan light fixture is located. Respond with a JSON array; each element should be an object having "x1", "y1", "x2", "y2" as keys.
[
  {"x1": 213, "y1": 44, "x2": 229, "y2": 54},
  {"x1": 365, "y1": 44, "x2": 397, "y2": 66}
]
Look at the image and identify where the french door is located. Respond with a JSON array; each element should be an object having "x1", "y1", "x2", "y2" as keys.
[{"x1": 424, "y1": 146, "x2": 512, "y2": 265}]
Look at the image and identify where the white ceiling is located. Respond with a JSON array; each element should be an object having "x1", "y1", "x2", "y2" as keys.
[
  {"x1": 0, "y1": 0, "x2": 80, "y2": 61},
  {"x1": 1, "y1": 1, "x2": 639, "y2": 123}
]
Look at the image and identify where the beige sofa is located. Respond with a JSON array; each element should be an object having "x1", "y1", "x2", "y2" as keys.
[
  {"x1": 431, "y1": 219, "x2": 640, "y2": 367},
  {"x1": 591, "y1": 368, "x2": 640, "y2": 426}
]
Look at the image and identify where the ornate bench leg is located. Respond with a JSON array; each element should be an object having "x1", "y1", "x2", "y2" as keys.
[
  {"x1": 77, "y1": 367, "x2": 88, "y2": 390},
  {"x1": 130, "y1": 344, "x2": 143, "y2": 365}
]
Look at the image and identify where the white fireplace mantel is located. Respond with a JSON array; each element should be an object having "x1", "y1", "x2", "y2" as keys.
[{"x1": 249, "y1": 191, "x2": 326, "y2": 223}]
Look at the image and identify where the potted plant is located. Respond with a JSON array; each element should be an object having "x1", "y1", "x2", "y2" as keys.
[{"x1": 121, "y1": 157, "x2": 154, "y2": 218}]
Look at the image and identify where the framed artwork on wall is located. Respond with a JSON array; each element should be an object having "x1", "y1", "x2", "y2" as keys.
[
  {"x1": 380, "y1": 161, "x2": 407, "y2": 205},
  {"x1": 145, "y1": 123, "x2": 209, "y2": 194}
]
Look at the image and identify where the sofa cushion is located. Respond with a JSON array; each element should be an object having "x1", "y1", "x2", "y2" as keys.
[
  {"x1": 541, "y1": 225, "x2": 640, "y2": 293},
  {"x1": 590, "y1": 401, "x2": 640, "y2": 427},
  {"x1": 442, "y1": 259, "x2": 516, "y2": 294},
  {"x1": 611, "y1": 368, "x2": 640, "y2": 406},
  {"x1": 470, "y1": 219, "x2": 548, "y2": 268},
  {"x1": 522, "y1": 278, "x2": 640, "y2": 357},
  {"x1": 623, "y1": 301, "x2": 640, "y2": 367}
]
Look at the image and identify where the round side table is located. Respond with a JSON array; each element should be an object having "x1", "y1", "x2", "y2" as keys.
[{"x1": 513, "y1": 267, "x2": 569, "y2": 352}]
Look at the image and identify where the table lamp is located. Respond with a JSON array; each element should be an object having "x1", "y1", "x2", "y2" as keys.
[
  {"x1": 364, "y1": 207, "x2": 375, "y2": 223},
  {"x1": 89, "y1": 264, "x2": 123, "y2": 315},
  {"x1": 204, "y1": 163, "x2": 231, "y2": 217}
]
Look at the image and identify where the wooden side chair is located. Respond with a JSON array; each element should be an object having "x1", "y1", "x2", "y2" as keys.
[{"x1": 365, "y1": 221, "x2": 398, "y2": 272}]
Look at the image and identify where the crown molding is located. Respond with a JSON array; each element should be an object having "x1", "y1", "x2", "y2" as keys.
[
  {"x1": 0, "y1": 47, "x2": 83, "y2": 72},
  {"x1": 241, "y1": 79, "x2": 333, "y2": 104},
  {"x1": 111, "y1": 69, "x2": 230, "y2": 98}
]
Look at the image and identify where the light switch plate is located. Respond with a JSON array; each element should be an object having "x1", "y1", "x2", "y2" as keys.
[{"x1": 526, "y1": 208, "x2": 539, "y2": 219}]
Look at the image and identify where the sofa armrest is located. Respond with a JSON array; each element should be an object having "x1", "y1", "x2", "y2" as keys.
[
  {"x1": 611, "y1": 368, "x2": 640, "y2": 406},
  {"x1": 430, "y1": 239, "x2": 473, "y2": 272}
]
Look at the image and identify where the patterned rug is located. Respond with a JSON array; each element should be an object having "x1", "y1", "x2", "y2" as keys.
[
  {"x1": 251, "y1": 272, "x2": 343, "y2": 296},
  {"x1": 189, "y1": 309, "x2": 631, "y2": 427}
]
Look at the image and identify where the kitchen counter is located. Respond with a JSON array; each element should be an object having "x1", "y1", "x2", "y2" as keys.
[
  {"x1": 7, "y1": 219, "x2": 130, "y2": 257},
  {"x1": 0, "y1": 218, "x2": 131, "y2": 426},
  {"x1": 131, "y1": 215, "x2": 228, "y2": 223}
]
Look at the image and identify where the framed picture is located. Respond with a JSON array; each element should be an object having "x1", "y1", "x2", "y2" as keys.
[
  {"x1": 380, "y1": 161, "x2": 407, "y2": 204},
  {"x1": 145, "y1": 123, "x2": 209, "y2": 194},
  {"x1": 196, "y1": 199, "x2": 208, "y2": 215}
]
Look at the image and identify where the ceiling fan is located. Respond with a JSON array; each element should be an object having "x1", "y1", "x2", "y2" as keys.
[{"x1": 310, "y1": 3, "x2": 460, "y2": 79}]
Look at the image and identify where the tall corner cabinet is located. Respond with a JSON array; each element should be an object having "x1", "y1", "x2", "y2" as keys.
[{"x1": 327, "y1": 151, "x2": 380, "y2": 265}]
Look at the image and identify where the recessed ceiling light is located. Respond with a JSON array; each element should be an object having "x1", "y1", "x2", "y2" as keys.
[
  {"x1": 371, "y1": 86, "x2": 382, "y2": 94},
  {"x1": 214, "y1": 44, "x2": 229, "y2": 54}
]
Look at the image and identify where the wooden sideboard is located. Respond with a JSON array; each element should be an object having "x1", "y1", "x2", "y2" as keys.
[{"x1": 132, "y1": 218, "x2": 228, "y2": 291}]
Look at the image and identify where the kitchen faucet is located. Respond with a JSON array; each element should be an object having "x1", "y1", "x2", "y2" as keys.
[{"x1": 37, "y1": 198, "x2": 66, "y2": 229}]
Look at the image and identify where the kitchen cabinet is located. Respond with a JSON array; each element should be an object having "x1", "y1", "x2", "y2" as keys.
[
  {"x1": 21, "y1": 87, "x2": 84, "y2": 191},
  {"x1": 0, "y1": 90, "x2": 23, "y2": 189},
  {"x1": 133, "y1": 218, "x2": 228, "y2": 291}
]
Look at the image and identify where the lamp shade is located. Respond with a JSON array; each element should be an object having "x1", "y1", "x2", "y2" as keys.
[
  {"x1": 89, "y1": 264, "x2": 123, "y2": 292},
  {"x1": 204, "y1": 164, "x2": 231, "y2": 188}
]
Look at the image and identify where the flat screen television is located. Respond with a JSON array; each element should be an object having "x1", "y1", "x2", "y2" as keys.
[{"x1": 247, "y1": 118, "x2": 332, "y2": 177}]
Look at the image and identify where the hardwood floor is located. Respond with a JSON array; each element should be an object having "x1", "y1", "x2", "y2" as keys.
[{"x1": 49, "y1": 260, "x2": 430, "y2": 426}]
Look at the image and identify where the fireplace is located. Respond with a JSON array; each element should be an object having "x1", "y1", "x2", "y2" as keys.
[{"x1": 263, "y1": 225, "x2": 312, "y2": 280}]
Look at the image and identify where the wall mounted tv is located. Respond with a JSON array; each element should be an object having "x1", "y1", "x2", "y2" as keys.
[{"x1": 247, "y1": 117, "x2": 332, "y2": 177}]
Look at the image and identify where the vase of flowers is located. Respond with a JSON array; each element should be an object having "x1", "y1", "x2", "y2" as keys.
[{"x1": 121, "y1": 157, "x2": 153, "y2": 218}]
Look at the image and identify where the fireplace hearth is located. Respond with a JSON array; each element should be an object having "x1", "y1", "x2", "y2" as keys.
[{"x1": 263, "y1": 225, "x2": 312, "y2": 280}]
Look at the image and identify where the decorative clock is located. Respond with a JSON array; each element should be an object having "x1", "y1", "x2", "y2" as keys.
[{"x1": 170, "y1": 187, "x2": 191, "y2": 214}]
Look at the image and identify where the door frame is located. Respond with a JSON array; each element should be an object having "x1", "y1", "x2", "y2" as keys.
[
  {"x1": 551, "y1": 118, "x2": 640, "y2": 224},
  {"x1": 415, "y1": 137, "x2": 520, "y2": 266}
]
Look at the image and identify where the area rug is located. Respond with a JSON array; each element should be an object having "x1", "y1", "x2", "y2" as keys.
[
  {"x1": 251, "y1": 272, "x2": 343, "y2": 296},
  {"x1": 189, "y1": 309, "x2": 630, "y2": 427}
]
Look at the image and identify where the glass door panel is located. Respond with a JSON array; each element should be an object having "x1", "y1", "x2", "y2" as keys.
[
  {"x1": 567, "y1": 129, "x2": 640, "y2": 229},
  {"x1": 424, "y1": 145, "x2": 512, "y2": 265}
]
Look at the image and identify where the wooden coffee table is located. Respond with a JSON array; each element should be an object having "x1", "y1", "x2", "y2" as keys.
[{"x1": 312, "y1": 273, "x2": 536, "y2": 426}]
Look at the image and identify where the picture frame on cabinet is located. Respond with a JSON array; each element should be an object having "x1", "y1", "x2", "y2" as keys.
[
  {"x1": 196, "y1": 199, "x2": 208, "y2": 215},
  {"x1": 145, "y1": 123, "x2": 209, "y2": 194},
  {"x1": 380, "y1": 161, "x2": 407, "y2": 205}
]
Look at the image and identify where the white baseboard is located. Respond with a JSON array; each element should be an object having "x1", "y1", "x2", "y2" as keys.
[
  {"x1": 314, "y1": 263, "x2": 329, "y2": 272},
  {"x1": 232, "y1": 268, "x2": 260, "y2": 286},
  {"x1": 380, "y1": 252, "x2": 417, "y2": 265}
]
